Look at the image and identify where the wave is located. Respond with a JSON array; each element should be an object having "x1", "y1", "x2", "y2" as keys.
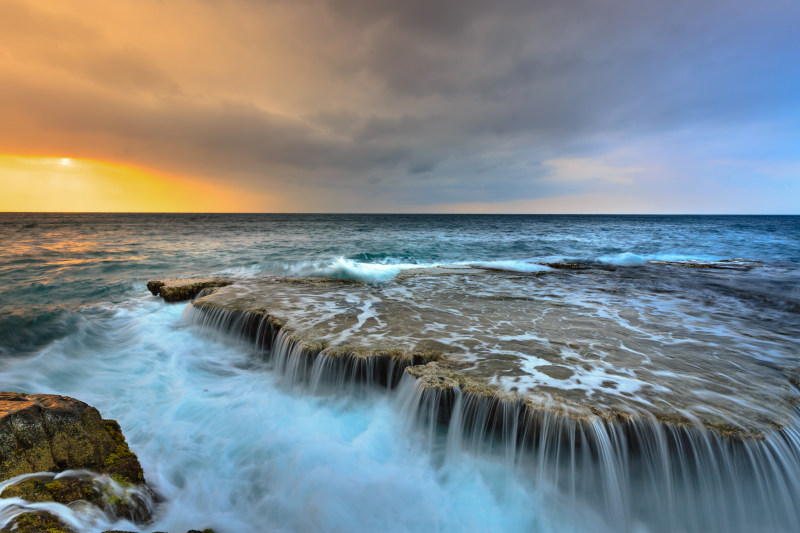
[
  {"x1": 594, "y1": 252, "x2": 753, "y2": 267},
  {"x1": 279, "y1": 257, "x2": 555, "y2": 281},
  {"x1": 466, "y1": 260, "x2": 553, "y2": 273},
  {"x1": 216, "y1": 264, "x2": 267, "y2": 278},
  {"x1": 275, "y1": 257, "x2": 433, "y2": 283},
  {"x1": 216, "y1": 251, "x2": 759, "y2": 285},
  {"x1": 595, "y1": 252, "x2": 650, "y2": 266}
]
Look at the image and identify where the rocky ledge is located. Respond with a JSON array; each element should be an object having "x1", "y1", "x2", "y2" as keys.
[
  {"x1": 147, "y1": 277, "x2": 232, "y2": 303},
  {"x1": 0, "y1": 392, "x2": 214, "y2": 533},
  {"x1": 154, "y1": 270, "x2": 800, "y2": 440}
]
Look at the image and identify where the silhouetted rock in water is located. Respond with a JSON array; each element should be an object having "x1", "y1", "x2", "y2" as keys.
[
  {"x1": 147, "y1": 277, "x2": 232, "y2": 302},
  {"x1": 0, "y1": 392, "x2": 152, "y2": 531}
]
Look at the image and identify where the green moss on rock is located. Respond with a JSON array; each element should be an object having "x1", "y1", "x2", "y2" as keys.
[
  {"x1": 0, "y1": 393, "x2": 145, "y2": 484},
  {"x1": 101, "y1": 420, "x2": 144, "y2": 484},
  {"x1": 0, "y1": 393, "x2": 152, "y2": 527},
  {"x1": 0, "y1": 511, "x2": 73, "y2": 533}
]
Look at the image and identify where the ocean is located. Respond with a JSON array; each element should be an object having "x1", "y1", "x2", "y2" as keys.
[{"x1": 1, "y1": 213, "x2": 799, "y2": 532}]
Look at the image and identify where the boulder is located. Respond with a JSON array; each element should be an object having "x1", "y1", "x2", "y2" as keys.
[
  {"x1": 0, "y1": 393, "x2": 150, "y2": 531},
  {"x1": 0, "y1": 393, "x2": 144, "y2": 484}
]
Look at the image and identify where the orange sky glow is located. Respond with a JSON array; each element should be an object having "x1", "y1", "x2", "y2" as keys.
[
  {"x1": 0, "y1": 0, "x2": 797, "y2": 213},
  {"x1": 0, "y1": 155, "x2": 276, "y2": 212}
]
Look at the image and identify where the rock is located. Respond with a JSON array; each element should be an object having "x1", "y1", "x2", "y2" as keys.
[
  {"x1": 2, "y1": 476, "x2": 97, "y2": 504},
  {"x1": 184, "y1": 271, "x2": 800, "y2": 439},
  {"x1": 147, "y1": 278, "x2": 232, "y2": 302},
  {"x1": 0, "y1": 393, "x2": 144, "y2": 484},
  {"x1": 0, "y1": 393, "x2": 151, "y2": 530},
  {"x1": 1, "y1": 511, "x2": 71, "y2": 533}
]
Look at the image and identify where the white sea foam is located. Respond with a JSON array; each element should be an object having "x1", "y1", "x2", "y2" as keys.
[
  {"x1": 0, "y1": 299, "x2": 585, "y2": 533},
  {"x1": 596, "y1": 252, "x2": 649, "y2": 266},
  {"x1": 467, "y1": 260, "x2": 554, "y2": 273},
  {"x1": 596, "y1": 252, "x2": 726, "y2": 266},
  {"x1": 276, "y1": 257, "x2": 433, "y2": 282}
]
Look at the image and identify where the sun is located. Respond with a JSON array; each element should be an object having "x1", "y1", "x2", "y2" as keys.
[{"x1": 0, "y1": 154, "x2": 277, "y2": 212}]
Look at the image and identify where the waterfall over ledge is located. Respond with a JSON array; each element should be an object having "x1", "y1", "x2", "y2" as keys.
[{"x1": 161, "y1": 269, "x2": 800, "y2": 533}]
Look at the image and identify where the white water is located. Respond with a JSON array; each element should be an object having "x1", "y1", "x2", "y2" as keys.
[
  {"x1": 3, "y1": 291, "x2": 800, "y2": 532},
  {"x1": 218, "y1": 254, "x2": 749, "y2": 284},
  {"x1": 0, "y1": 297, "x2": 591, "y2": 533},
  {"x1": 0, "y1": 470, "x2": 151, "y2": 531}
]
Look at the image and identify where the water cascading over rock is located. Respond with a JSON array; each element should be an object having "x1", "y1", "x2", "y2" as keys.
[
  {"x1": 0, "y1": 392, "x2": 154, "y2": 532},
  {"x1": 152, "y1": 267, "x2": 800, "y2": 532}
]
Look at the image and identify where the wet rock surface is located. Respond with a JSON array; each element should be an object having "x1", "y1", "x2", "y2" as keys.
[
  {"x1": 0, "y1": 393, "x2": 151, "y2": 531},
  {"x1": 147, "y1": 278, "x2": 232, "y2": 302},
  {"x1": 0, "y1": 393, "x2": 145, "y2": 484},
  {"x1": 176, "y1": 266, "x2": 800, "y2": 438},
  {"x1": 2, "y1": 512, "x2": 71, "y2": 533}
]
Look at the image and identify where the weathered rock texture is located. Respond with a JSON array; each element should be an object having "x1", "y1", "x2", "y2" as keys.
[
  {"x1": 0, "y1": 393, "x2": 150, "y2": 532},
  {"x1": 0, "y1": 393, "x2": 144, "y2": 484},
  {"x1": 169, "y1": 268, "x2": 800, "y2": 440},
  {"x1": 2, "y1": 512, "x2": 71, "y2": 533},
  {"x1": 147, "y1": 278, "x2": 232, "y2": 303}
]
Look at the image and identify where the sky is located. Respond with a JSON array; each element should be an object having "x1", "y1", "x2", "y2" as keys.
[{"x1": 0, "y1": 0, "x2": 798, "y2": 213}]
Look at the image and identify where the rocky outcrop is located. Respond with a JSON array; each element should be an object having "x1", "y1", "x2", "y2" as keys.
[
  {"x1": 0, "y1": 393, "x2": 218, "y2": 533},
  {"x1": 2, "y1": 512, "x2": 70, "y2": 533},
  {"x1": 0, "y1": 392, "x2": 150, "y2": 531},
  {"x1": 0, "y1": 393, "x2": 144, "y2": 484},
  {"x1": 147, "y1": 278, "x2": 232, "y2": 302},
  {"x1": 179, "y1": 272, "x2": 800, "y2": 439}
]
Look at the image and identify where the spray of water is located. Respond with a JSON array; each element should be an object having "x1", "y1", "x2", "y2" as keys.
[
  {"x1": 0, "y1": 300, "x2": 589, "y2": 533},
  {"x1": 183, "y1": 301, "x2": 800, "y2": 533}
]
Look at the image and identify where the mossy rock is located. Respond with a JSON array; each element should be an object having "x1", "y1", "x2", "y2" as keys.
[
  {"x1": 0, "y1": 392, "x2": 145, "y2": 484},
  {"x1": 0, "y1": 511, "x2": 73, "y2": 533},
  {"x1": 1, "y1": 477, "x2": 94, "y2": 504},
  {"x1": 0, "y1": 393, "x2": 152, "y2": 528},
  {"x1": 102, "y1": 420, "x2": 145, "y2": 484}
]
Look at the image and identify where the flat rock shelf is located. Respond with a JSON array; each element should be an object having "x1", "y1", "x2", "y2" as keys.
[{"x1": 151, "y1": 267, "x2": 800, "y2": 440}]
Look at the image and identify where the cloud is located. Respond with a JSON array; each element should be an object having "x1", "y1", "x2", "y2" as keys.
[
  {"x1": 543, "y1": 158, "x2": 647, "y2": 186},
  {"x1": 0, "y1": 0, "x2": 798, "y2": 211}
]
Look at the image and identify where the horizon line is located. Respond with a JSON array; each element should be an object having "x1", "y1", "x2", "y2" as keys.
[{"x1": 1, "y1": 211, "x2": 798, "y2": 216}]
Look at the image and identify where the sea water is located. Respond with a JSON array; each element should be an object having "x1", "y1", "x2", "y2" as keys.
[{"x1": 0, "y1": 213, "x2": 798, "y2": 532}]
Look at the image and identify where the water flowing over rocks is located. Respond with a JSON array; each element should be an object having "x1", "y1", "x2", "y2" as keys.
[
  {"x1": 0, "y1": 392, "x2": 153, "y2": 531},
  {"x1": 157, "y1": 269, "x2": 800, "y2": 531},
  {"x1": 167, "y1": 269, "x2": 800, "y2": 439},
  {"x1": 0, "y1": 393, "x2": 219, "y2": 533}
]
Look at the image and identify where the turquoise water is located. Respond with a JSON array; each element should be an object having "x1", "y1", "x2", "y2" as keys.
[{"x1": 0, "y1": 214, "x2": 798, "y2": 532}]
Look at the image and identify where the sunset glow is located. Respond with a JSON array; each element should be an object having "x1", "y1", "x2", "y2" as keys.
[
  {"x1": 1, "y1": 1, "x2": 799, "y2": 531},
  {"x1": 0, "y1": 0, "x2": 797, "y2": 212},
  {"x1": 0, "y1": 155, "x2": 276, "y2": 212}
]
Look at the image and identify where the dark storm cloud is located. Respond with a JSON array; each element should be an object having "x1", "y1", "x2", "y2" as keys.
[{"x1": 2, "y1": 0, "x2": 799, "y2": 210}]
